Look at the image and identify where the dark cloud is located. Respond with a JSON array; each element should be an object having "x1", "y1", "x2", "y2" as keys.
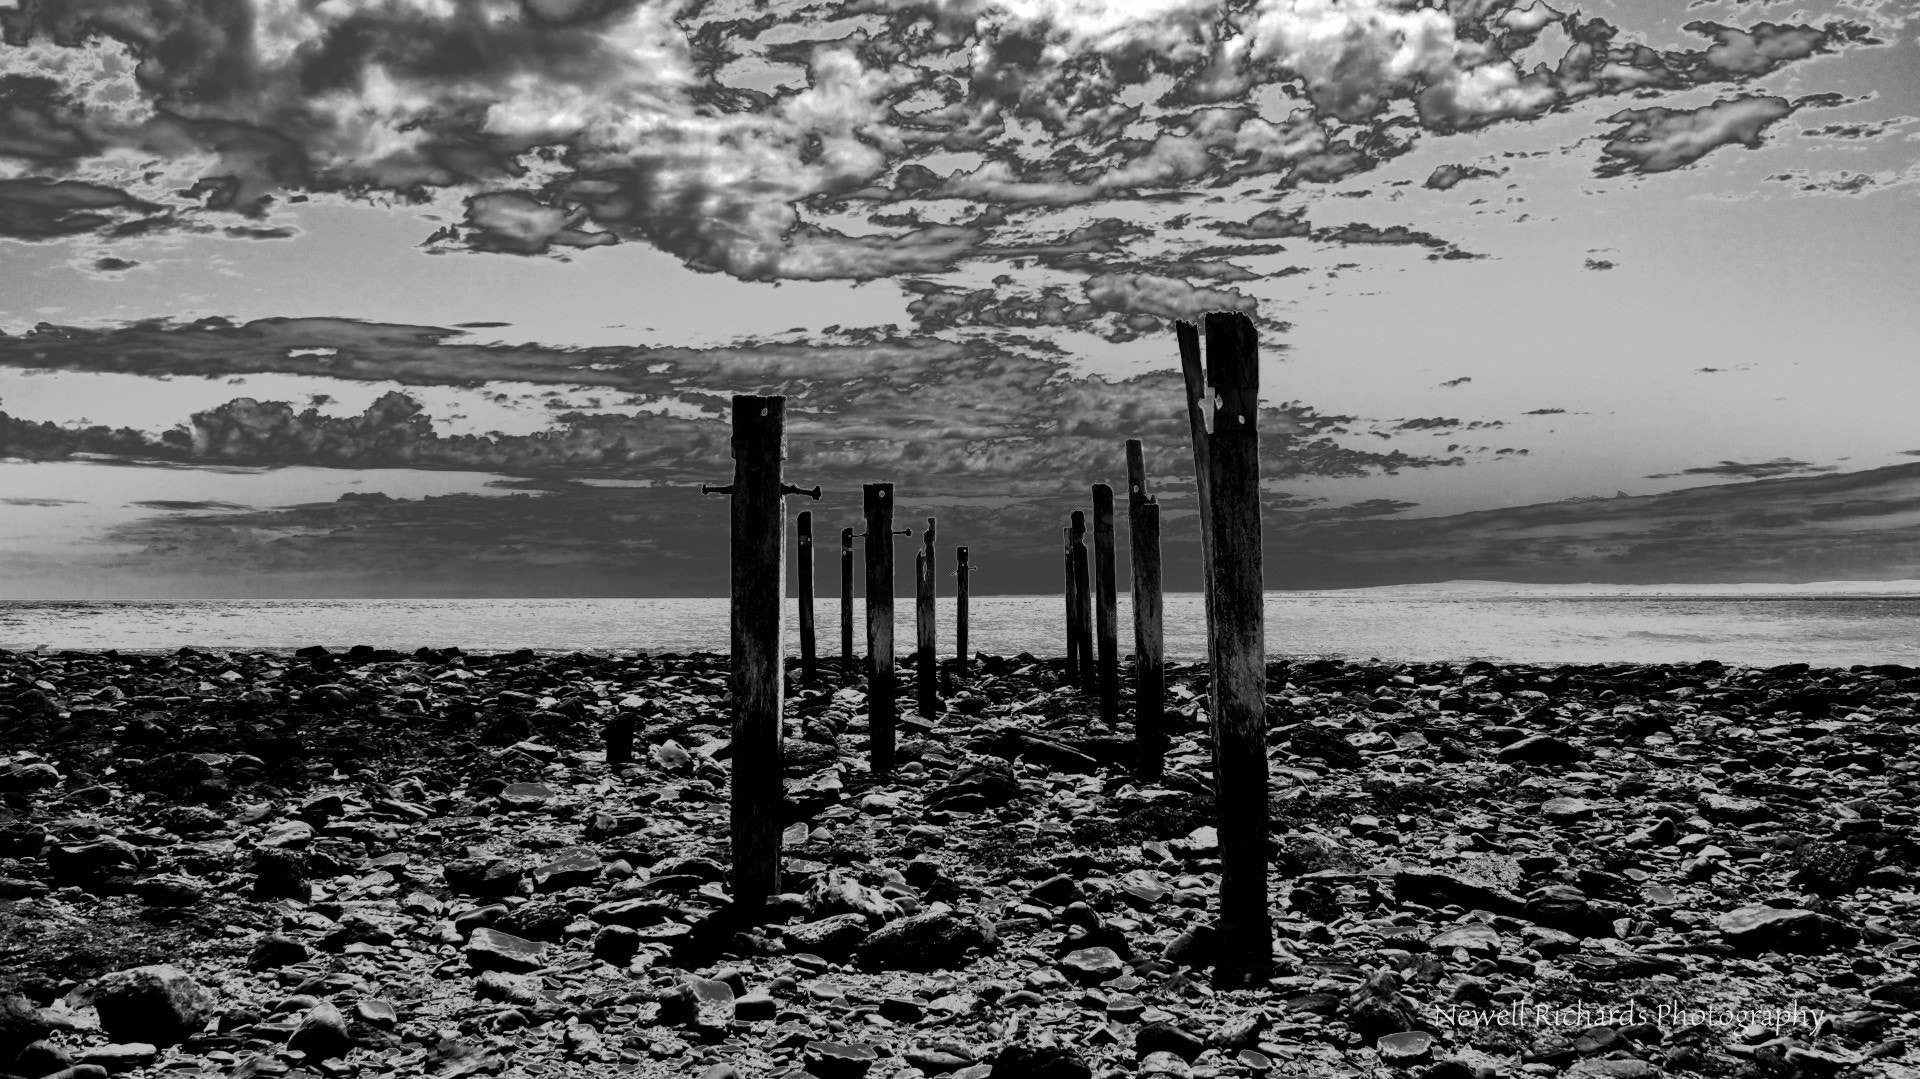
[
  {"x1": 1423, "y1": 164, "x2": 1502, "y2": 190},
  {"x1": 1645, "y1": 458, "x2": 1838, "y2": 480},
  {"x1": 1, "y1": 497, "x2": 82, "y2": 507},
  {"x1": 1523, "y1": 408, "x2": 1567, "y2": 415},
  {"x1": 1583, "y1": 258, "x2": 1614, "y2": 270},
  {"x1": 130, "y1": 500, "x2": 249, "y2": 511},
  {"x1": 1596, "y1": 95, "x2": 1797, "y2": 177},
  {"x1": 90, "y1": 458, "x2": 1920, "y2": 594},
  {"x1": 1439, "y1": 377, "x2": 1472, "y2": 388},
  {"x1": 1211, "y1": 208, "x2": 1310, "y2": 240}
]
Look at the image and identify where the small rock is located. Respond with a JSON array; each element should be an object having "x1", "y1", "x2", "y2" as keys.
[
  {"x1": 783, "y1": 913, "x2": 873, "y2": 959},
  {"x1": 248, "y1": 936, "x2": 310, "y2": 970},
  {"x1": 990, "y1": 1044, "x2": 1093, "y2": 1079},
  {"x1": 1140, "y1": 1051, "x2": 1190, "y2": 1076},
  {"x1": 1136, "y1": 1020, "x2": 1207, "y2": 1062},
  {"x1": 592, "y1": 925, "x2": 641, "y2": 966},
  {"x1": 287, "y1": 1002, "x2": 351, "y2": 1060},
  {"x1": 531, "y1": 848, "x2": 601, "y2": 892},
  {"x1": 251, "y1": 847, "x2": 309, "y2": 901},
  {"x1": 497, "y1": 782, "x2": 555, "y2": 809},
  {"x1": 76, "y1": 1043, "x2": 158, "y2": 1072}
]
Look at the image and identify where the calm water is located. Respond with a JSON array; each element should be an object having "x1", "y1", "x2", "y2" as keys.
[{"x1": 3, "y1": 590, "x2": 1919, "y2": 666}]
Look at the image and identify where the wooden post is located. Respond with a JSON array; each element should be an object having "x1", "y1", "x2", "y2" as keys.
[
  {"x1": 699, "y1": 394, "x2": 820, "y2": 913},
  {"x1": 606, "y1": 712, "x2": 634, "y2": 769},
  {"x1": 1070, "y1": 510, "x2": 1095, "y2": 694},
  {"x1": 1062, "y1": 524, "x2": 1078, "y2": 681},
  {"x1": 863, "y1": 485, "x2": 910, "y2": 774},
  {"x1": 1179, "y1": 312, "x2": 1269, "y2": 983},
  {"x1": 955, "y1": 545, "x2": 970, "y2": 672},
  {"x1": 1126, "y1": 439, "x2": 1166, "y2": 780},
  {"x1": 917, "y1": 518, "x2": 939, "y2": 717},
  {"x1": 1092, "y1": 484, "x2": 1120, "y2": 726},
  {"x1": 840, "y1": 527, "x2": 855, "y2": 678},
  {"x1": 797, "y1": 510, "x2": 817, "y2": 684}
]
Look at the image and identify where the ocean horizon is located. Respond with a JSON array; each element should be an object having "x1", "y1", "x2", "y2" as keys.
[{"x1": 5, "y1": 581, "x2": 1920, "y2": 667}]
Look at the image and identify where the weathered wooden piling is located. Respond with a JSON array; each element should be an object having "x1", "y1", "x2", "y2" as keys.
[
  {"x1": 797, "y1": 510, "x2": 817, "y2": 683},
  {"x1": 840, "y1": 527, "x2": 855, "y2": 676},
  {"x1": 1070, "y1": 510, "x2": 1095, "y2": 693},
  {"x1": 1062, "y1": 525, "x2": 1078, "y2": 680},
  {"x1": 1125, "y1": 439, "x2": 1166, "y2": 779},
  {"x1": 1178, "y1": 312, "x2": 1269, "y2": 982},
  {"x1": 1091, "y1": 484, "x2": 1120, "y2": 726},
  {"x1": 863, "y1": 484, "x2": 911, "y2": 774},
  {"x1": 955, "y1": 545, "x2": 970, "y2": 672},
  {"x1": 916, "y1": 518, "x2": 939, "y2": 717},
  {"x1": 699, "y1": 394, "x2": 821, "y2": 912}
]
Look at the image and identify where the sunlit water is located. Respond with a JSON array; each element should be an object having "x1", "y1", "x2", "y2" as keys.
[{"x1": 4, "y1": 589, "x2": 1920, "y2": 666}]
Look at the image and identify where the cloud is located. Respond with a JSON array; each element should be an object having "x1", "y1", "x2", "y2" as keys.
[
  {"x1": 1423, "y1": 164, "x2": 1501, "y2": 190},
  {"x1": 1596, "y1": 95, "x2": 1797, "y2": 177},
  {"x1": 1, "y1": 497, "x2": 82, "y2": 507},
  {"x1": 0, "y1": 0, "x2": 1867, "y2": 285},
  {"x1": 1645, "y1": 457, "x2": 1838, "y2": 480},
  {"x1": 1583, "y1": 257, "x2": 1614, "y2": 270},
  {"x1": 1439, "y1": 376, "x2": 1472, "y2": 388}
]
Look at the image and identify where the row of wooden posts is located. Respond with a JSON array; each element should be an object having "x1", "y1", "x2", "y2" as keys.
[{"x1": 637, "y1": 312, "x2": 1270, "y2": 981}]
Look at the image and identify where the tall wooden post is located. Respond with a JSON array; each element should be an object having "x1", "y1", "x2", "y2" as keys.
[
  {"x1": 1070, "y1": 510, "x2": 1095, "y2": 694},
  {"x1": 1126, "y1": 439, "x2": 1166, "y2": 779},
  {"x1": 699, "y1": 395, "x2": 820, "y2": 913},
  {"x1": 797, "y1": 510, "x2": 817, "y2": 683},
  {"x1": 863, "y1": 485, "x2": 911, "y2": 774},
  {"x1": 840, "y1": 527, "x2": 855, "y2": 677},
  {"x1": 606, "y1": 712, "x2": 635, "y2": 769},
  {"x1": 1178, "y1": 313, "x2": 1268, "y2": 983},
  {"x1": 1091, "y1": 484, "x2": 1120, "y2": 726},
  {"x1": 955, "y1": 545, "x2": 970, "y2": 672},
  {"x1": 916, "y1": 518, "x2": 939, "y2": 717},
  {"x1": 1062, "y1": 525, "x2": 1078, "y2": 681}
]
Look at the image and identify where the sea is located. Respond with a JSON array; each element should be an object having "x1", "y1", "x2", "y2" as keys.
[{"x1": 4, "y1": 582, "x2": 1920, "y2": 667}]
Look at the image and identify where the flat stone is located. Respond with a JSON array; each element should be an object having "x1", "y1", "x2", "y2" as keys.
[
  {"x1": 1718, "y1": 905, "x2": 1858, "y2": 952},
  {"x1": 465, "y1": 927, "x2": 549, "y2": 973},
  {"x1": 498, "y1": 782, "x2": 554, "y2": 809},
  {"x1": 805, "y1": 1040, "x2": 879, "y2": 1079},
  {"x1": 531, "y1": 848, "x2": 602, "y2": 892},
  {"x1": 1542, "y1": 797, "x2": 1597, "y2": 822},
  {"x1": 1497, "y1": 735, "x2": 1582, "y2": 766},
  {"x1": 1429, "y1": 923, "x2": 1501, "y2": 955},
  {"x1": 77, "y1": 1042, "x2": 158, "y2": 1072},
  {"x1": 1377, "y1": 1031, "x2": 1434, "y2": 1064},
  {"x1": 1700, "y1": 792, "x2": 1768, "y2": 823},
  {"x1": 783, "y1": 913, "x2": 873, "y2": 959},
  {"x1": 1060, "y1": 946, "x2": 1126, "y2": 985},
  {"x1": 855, "y1": 911, "x2": 995, "y2": 971},
  {"x1": 1136, "y1": 1020, "x2": 1207, "y2": 1061},
  {"x1": 990, "y1": 1044, "x2": 1093, "y2": 1079}
]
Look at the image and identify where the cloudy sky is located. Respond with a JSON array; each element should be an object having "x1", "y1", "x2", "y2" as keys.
[{"x1": 0, "y1": 0, "x2": 1917, "y2": 597}]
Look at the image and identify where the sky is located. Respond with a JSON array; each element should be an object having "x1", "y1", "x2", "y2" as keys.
[{"x1": 0, "y1": 0, "x2": 1918, "y2": 597}]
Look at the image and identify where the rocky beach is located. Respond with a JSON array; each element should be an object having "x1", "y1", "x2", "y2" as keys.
[{"x1": 1, "y1": 647, "x2": 1918, "y2": 1079}]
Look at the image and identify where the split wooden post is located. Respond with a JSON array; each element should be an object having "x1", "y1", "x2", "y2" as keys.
[
  {"x1": 1070, "y1": 510, "x2": 1095, "y2": 694},
  {"x1": 698, "y1": 394, "x2": 821, "y2": 913},
  {"x1": 863, "y1": 485, "x2": 912, "y2": 774},
  {"x1": 955, "y1": 545, "x2": 970, "y2": 672},
  {"x1": 1178, "y1": 312, "x2": 1269, "y2": 983},
  {"x1": 1062, "y1": 524, "x2": 1079, "y2": 681},
  {"x1": 840, "y1": 527, "x2": 855, "y2": 677},
  {"x1": 1092, "y1": 484, "x2": 1120, "y2": 726},
  {"x1": 797, "y1": 510, "x2": 817, "y2": 683},
  {"x1": 1125, "y1": 438, "x2": 1166, "y2": 779},
  {"x1": 916, "y1": 518, "x2": 939, "y2": 718}
]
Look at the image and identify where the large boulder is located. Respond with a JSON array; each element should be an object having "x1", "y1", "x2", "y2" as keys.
[
  {"x1": 855, "y1": 912, "x2": 995, "y2": 971},
  {"x1": 89, "y1": 966, "x2": 213, "y2": 1046}
]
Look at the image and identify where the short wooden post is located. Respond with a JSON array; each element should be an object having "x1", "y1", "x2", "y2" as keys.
[
  {"x1": 1062, "y1": 524, "x2": 1078, "y2": 680},
  {"x1": 698, "y1": 394, "x2": 821, "y2": 912},
  {"x1": 1179, "y1": 312, "x2": 1269, "y2": 983},
  {"x1": 1126, "y1": 439, "x2": 1166, "y2": 779},
  {"x1": 797, "y1": 510, "x2": 817, "y2": 684},
  {"x1": 840, "y1": 527, "x2": 855, "y2": 677},
  {"x1": 916, "y1": 518, "x2": 939, "y2": 717},
  {"x1": 606, "y1": 712, "x2": 635, "y2": 768},
  {"x1": 863, "y1": 485, "x2": 910, "y2": 774},
  {"x1": 1092, "y1": 484, "x2": 1120, "y2": 726},
  {"x1": 955, "y1": 545, "x2": 970, "y2": 672},
  {"x1": 1070, "y1": 510, "x2": 1095, "y2": 693}
]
